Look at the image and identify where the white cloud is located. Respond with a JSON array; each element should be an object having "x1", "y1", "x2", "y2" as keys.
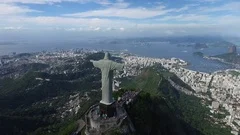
[
  {"x1": 0, "y1": 0, "x2": 111, "y2": 5},
  {"x1": 158, "y1": 14, "x2": 211, "y2": 22},
  {"x1": 0, "y1": 16, "x2": 135, "y2": 30},
  {"x1": 119, "y1": 27, "x2": 125, "y2": 31},
  {"x1": 197, "y1": 0, "x2": 222, "y2": 3},
  {"x1": 93, "y1": 27, "x2": 101, "y2": 31},
  {"x1": 106, "y1": 27, "x2": 116, "y2": 31},
  {"x1": 0, "y1": 13, "x2": 239, "y2": 34},
  {"x1": 0, "y1": 26, "x2": 23, "y2": 30},
  {"x1": 64, "y1": 28, "x2": 77, "y2": 31},
  {"x1": 0, "y1": 4, "x2": 41, "y2": 15},
  {"x1": 165, "y1": 30, "x2": 174, "y2": 35},
  {"x1": 0, "y1": 0, "x2": 239, "y2": 37},
  {"x1": 175, "y1": 4, "x2": 199, "y2": 12},
  {"x1": 199, "y1": 2, "x2": 240, "y2": 13},
  {"x1": 62, "y1": 2, "x2": 194, "y2": 19},
  {"x1": 214, "y1": 15, "x2": 240, "y2": 25},
  {"x1": 111, "y1": 1, "x2": 129, "y2": 8},
  {"x1": 1, "y1": 14, "x2": 239, "y2": 36},
  {"x1": 64, "y1": 7, "x2": 172, "y2": 19}
]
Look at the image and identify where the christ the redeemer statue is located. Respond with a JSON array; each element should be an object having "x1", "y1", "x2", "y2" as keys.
[{"x1": 90, "y1": 52, "x2": 124, "y2": 106}]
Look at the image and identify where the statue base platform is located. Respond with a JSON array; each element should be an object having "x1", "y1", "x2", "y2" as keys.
[
  {"x1": 84, "y1": 104, "x2": 135, "y2": 135},
  {"x1": 99, "y1": 102, "x2": 116, "y2": 117}
]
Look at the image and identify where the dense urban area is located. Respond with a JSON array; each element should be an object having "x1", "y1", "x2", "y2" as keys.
[{"x1": 0, "y1": 46, "x2": 240, "y2": 135}]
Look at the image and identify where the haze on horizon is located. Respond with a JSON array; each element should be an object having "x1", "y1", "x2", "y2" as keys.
[{"x1": 0, "y1": 0, "x2": 240, "y2": 41}]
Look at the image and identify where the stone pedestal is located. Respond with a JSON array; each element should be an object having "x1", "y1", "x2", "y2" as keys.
[
  {"x1": 85, "y1": 103, "x2": 134, "y2": 135},
  {"x1": 99, "y1": 102, "x2": 116, "y2": 117}
]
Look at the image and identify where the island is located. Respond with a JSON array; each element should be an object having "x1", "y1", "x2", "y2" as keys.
[
  {"x1": 193, "y1": 51, "x2": 204, "y2": 57},
  {"x1": 211, "y1": 45, "x2": 240, "y2": 65},
  {"x1": 194, "y1": 43, "x2": 208, "y2": 49}
]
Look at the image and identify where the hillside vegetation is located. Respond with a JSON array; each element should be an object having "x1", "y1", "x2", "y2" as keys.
[
  {"x1": 120, "y1": 66, "x2": 231, "y2": 135},
  {"x1": 0, "y1": 53, "x2": 103, "y2": 135}
]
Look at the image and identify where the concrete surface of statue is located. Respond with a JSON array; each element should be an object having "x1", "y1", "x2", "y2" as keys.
[{"x1": 90, "y1": 52, "x2": 124, "y2": 105}]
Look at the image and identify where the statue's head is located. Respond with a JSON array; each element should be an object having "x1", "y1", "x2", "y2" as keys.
[{"x1": 104, "y1": 52, "x2": 111, "y2": 60}]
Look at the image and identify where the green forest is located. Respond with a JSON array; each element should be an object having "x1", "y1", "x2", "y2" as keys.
[{"x1": 120, "y1": 66, "x2": 232, "y2": 135}]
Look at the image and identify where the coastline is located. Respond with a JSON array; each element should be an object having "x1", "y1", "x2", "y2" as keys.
[{"x1": 204, "y1": 56, "x2": 240, "y2": 69}]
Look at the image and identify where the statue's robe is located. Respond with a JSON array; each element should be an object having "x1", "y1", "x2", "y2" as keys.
[{"x1": 92, "y1": 59, "x2": 123, "y2": 105}]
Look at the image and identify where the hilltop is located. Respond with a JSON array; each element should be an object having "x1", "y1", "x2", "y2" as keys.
[
  {"x1": 213, "y1": 52, "x2": 240, "y2": 65},
  {"x1": 117, "y1": 65, "x2": 231, "y2": 135}
]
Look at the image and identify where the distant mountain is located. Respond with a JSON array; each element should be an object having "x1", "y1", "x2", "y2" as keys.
[
  {"x1": 0, "y1": 41, "x2": 16, "y2": 46},
  {"x1": 125, "y1": 36, "x2": 223, "y2": 43},
  {"x1": 193, "y1": 52, "x2": 204, "y2": 57},
  {"x1": 209, "y1": 41, "x2": 235, "y2": 48},
  {"x1": 210, "y1": 42, "x2": 240, "y2": 65},
  {"x1": 213, "y1": 53, "x2": 240, "y2": 65},
  {"x1": 194, "y1": 43, "x2": 208, "y2": 49}
]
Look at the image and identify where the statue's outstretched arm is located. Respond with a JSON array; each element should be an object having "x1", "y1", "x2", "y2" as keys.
[
  {"x1": 111, "y1": 61, "x2": 124, "y2": 71},
  {"x1": 90, "y1": 60, "x2": 101, "y2": 69}
]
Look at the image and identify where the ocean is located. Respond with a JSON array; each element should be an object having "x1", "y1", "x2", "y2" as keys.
[{"x1": 0, "y1": 40, "x2": 239, "y2": 73}]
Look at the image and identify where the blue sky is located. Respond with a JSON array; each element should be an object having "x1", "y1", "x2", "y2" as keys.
[{"x1": 0, "y1": 0, "x2": 240, "y2": 39}]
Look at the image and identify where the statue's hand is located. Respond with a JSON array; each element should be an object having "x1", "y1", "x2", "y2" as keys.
[{"x1": 90, "y1": 60, "x2": 94, "y2": 63}]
